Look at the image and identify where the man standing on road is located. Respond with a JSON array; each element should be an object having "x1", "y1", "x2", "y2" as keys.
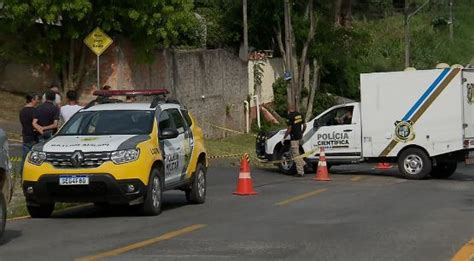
[
  {"x1": 60, "y1": 90, "x2": 82, "y2": 123},
  {"x1": 282, "y1": 105, "x2": 307, "y2": 177},
  {"x1": 19, "y1": 93, "x2": 40, "y2": 172},
  {"x1": 33, "y1": 90, "x2": 60, "y2": 142}
]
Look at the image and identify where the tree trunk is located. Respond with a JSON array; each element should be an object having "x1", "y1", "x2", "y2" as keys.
[
  {"x1": 74, "y1": 44, "x2": 87, "y2": 91},
  {"x1": 243, "y1": 0, "x2": 249, "y2": 61},
  {"x1": 305, "y1": 59, "x2": 320, "y2": 122},
  {"x1": 296, "y1": 0, "x2": 316, "y2": 111},
  {"x1": 334, "y1": 0, "x2": 343, "y2": 26},
  {"x1": 284, "y1": 0, "x2": 295, "y2": 110},
  {"x1": 65, "y1": 39, "x2": 75, "y2": 93},
  {"x1": 342, "y1": 0, "x2": 353, "y2": 28},
  {"x1": 262, "y1": 104, "x2": 285, "y2": 124},
  {"x1": 273, "y1": 26, "x2": 287, "y2": 71}
]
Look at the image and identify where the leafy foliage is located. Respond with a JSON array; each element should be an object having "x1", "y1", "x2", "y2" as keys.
[{"x1": 0, "y1": 0, "x2": 202, "y2": 88}]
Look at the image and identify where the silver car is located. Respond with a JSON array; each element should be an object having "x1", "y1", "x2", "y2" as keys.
[{"x1": 0, "y1": 129, "x2": 13, "y2": 238}]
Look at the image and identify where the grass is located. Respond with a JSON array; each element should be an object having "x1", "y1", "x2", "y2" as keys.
[
  {"x1": 0, "y1": 90, "x2": 24, "y2": 122},
  {"x1": 205, "y1": 134, "x2": 274, "y2": 168}
]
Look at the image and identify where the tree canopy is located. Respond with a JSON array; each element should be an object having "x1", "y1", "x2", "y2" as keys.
[{"x1": 0, "y1": 0, "x2": 201, "y2": 90}]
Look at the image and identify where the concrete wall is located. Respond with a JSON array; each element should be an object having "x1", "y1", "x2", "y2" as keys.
[
  {"x1": 0, "y1": 62, "x2": 55, "y2": 94},
  {"x1": 248, "y1": 58, "x2": 283, "y2": 107},
  {"x1": 0, "y1": 40, "x2": 248, "y2": 138}
]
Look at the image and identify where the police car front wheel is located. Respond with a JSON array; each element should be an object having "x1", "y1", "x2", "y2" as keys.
[
  {"x1": 140, "y1": 168, "x2": 163, "y2": 216},
  {"x1": 185, "y1": 163, "x2": 206, "y2": 204}
]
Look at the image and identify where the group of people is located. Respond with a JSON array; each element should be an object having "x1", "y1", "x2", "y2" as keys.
[{"x1": 19, "y1": 85, "x2": 82, "y2": 163}]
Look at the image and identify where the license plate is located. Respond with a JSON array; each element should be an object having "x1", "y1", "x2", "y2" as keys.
[{"x1": 59, "y1": 175, "x2": 89, "y2": 185}]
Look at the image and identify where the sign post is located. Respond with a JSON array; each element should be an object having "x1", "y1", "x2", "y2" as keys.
[{"x1": 84, "y1": 27, "x2": 113, "y2": 89}]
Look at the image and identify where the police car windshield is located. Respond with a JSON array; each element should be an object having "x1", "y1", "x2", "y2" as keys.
[{"x1": 58, "y1": 110, "x2": 154, "y2": 136}]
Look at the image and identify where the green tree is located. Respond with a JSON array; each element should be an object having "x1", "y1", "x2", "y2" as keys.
[{"x1": 0, "y1": 0, "x2": 201, "y2": 92}]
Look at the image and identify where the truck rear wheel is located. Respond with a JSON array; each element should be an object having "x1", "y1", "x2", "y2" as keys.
[
  {"x1": 430, "y1": 162, "x2": 457, "y2": 179},
  {"x1": 398, "y1": 148, "x2": 432, "y2": 180}
]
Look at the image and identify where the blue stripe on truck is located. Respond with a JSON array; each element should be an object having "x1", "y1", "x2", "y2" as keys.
[{"x1": 402, "y1": 68, "x2": 450, "y2": 121}]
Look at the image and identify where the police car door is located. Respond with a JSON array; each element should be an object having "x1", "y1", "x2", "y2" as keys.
[
  {"x1": 158, "y1": 109, "x2": 183, "y2": 184},
  {"x1": 303, "y1": 105, "x2": 360, "y2": 162},
  {"x1": 168, "y1": 109, "x2": 191, "y2": 181}
]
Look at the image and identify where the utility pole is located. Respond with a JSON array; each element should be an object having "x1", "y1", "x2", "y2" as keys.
[
  {"x1": 448, "y1": 0, "x2": 453, "y2": 42},
  {"x1": 284, "y1": 0, "x2": 295, "y2": 109},
  {"x1": 404, "y1": 0, "x2": 410, "y2": 68},
  {"x1": 404, "y1": 0, "x2": 430, "y2": 68},
  {"x1": 243, "y1": 0, "x2": 248, "y2": 61}
]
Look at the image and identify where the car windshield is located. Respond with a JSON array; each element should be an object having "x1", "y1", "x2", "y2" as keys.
[{"x1": 58, "y1": 110, "x2": 154, "y2": 135}]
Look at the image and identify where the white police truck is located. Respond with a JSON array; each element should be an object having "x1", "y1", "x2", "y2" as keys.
[{"x1": 257, "y1": 67, "x2": 474, "y2": 179}]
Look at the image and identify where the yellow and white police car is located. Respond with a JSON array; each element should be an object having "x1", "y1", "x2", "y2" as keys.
[{"x1": 22, "y1": 89, "x2": 207, "y2": 217}]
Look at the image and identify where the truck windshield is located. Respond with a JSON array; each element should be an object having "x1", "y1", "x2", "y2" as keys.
[{"x1": 58, "y1": 110, "x2": 154, "y2": 135}]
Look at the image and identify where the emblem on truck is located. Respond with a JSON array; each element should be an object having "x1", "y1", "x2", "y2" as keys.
[
  {"x1": 70, "y1": 151, "x2": 84, "y2": 168},
  {"x1": 394, "y1": 121, "x2": 415, "y2": 142}
]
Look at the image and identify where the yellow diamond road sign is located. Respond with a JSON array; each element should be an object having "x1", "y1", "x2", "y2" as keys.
[{"x1": 84, "y1": 27, "x2": 113, "y2": 56}]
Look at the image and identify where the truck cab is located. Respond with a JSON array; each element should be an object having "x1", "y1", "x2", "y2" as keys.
[{"x1": 258, "y1": 103, "x2": 363, "y2": 174}]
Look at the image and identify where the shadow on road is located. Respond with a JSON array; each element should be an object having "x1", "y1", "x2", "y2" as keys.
[
  {"x1": 0, "y1": 230, "x2": 22, "y2": 245},
  {"x1": 50, "y1": 193, "x2": 190, "y2": 219},
  {"x1": 256, "y1": 163, "x2": 474, "y2": 182}
]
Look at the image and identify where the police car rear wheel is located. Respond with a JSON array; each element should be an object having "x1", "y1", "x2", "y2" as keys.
[
  {"x1": 185, "y1": 163, "x2": 206, "y2": 204},
  {"x1": 141, "y1": 169, "x2": 162, "y2": 216},
  {"x1": 398, "y1": 148, "x2": 431, "y2": 180},
  {"x1": 26, "y1": 202, "x2": 54, "y2": 218},
  {"x1": 0, "y1": 194, "x2": 6, "y2": 238}
]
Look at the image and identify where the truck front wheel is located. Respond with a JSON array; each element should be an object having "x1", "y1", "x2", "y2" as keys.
[
  {"x1": 430, "y1": 162, "x2": 457, "y2": 179},
  {"x1": 398, "y1": 148, "x2": 432, "y2": 180}
]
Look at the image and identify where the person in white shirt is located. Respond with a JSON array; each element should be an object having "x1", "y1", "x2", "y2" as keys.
[
  {"x1": 42, "y1": 85, "x2": 62, "y2": 107},
  {"x1": 60, "y1": 90, "x2": 83, "y2": 123}
]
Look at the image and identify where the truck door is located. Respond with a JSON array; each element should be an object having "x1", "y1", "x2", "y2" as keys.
[
  {"x1": 303, "y1": 105, "x2": 362, "y2": 162},
  {"x1": 463, "y1": 69, "x2": 474, "y2": 149}
]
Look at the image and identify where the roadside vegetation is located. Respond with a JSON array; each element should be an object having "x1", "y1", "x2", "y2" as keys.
[{"x1": 0, "y1": 90, "x2": 23, "y2": 122}]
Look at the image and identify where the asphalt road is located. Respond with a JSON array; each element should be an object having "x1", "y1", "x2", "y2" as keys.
[{"x1": 1, "y1": 154, "x2": 473, "y2": 261}]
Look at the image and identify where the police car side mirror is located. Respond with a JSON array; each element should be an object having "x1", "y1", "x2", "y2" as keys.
[
  {"x1": 313, "y1": 120, "x2": 320, "y2": 129},
  {"x1": 159, "y1": 128, "x2": 179, "y2": 140}
]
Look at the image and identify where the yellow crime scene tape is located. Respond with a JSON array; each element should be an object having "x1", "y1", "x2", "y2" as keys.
[
  {"x1": 205, "y1": 122, "x2": 258, "y2": 137},
  {"x1": 8, "y1": 156, "x2": 22, "y2": 162},
  {"x1": 208, "y1": 153, "x2": 243, "y2": 159},
  {"x1": 206, "y1": 121, "x2": 321, "y2": 164},
  {"x1": 208, "y1": 148, "x2": 318, "y2": 164}
]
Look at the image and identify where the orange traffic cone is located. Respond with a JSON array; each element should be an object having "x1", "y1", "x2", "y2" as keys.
[
  {"x1": 314, "y1": 147, "x2": 331, "y2": 181},
  {"x1": 233, "y1": 153, "x2": 257, "y2": 196},
  {"x1": 376, "y1": 162, "x2": 392, "y2": 170}
]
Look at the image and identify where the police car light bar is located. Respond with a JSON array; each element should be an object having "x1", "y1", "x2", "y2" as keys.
[{"x1": 93, "y1": 89, "x2": 170, "y2": 97}]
